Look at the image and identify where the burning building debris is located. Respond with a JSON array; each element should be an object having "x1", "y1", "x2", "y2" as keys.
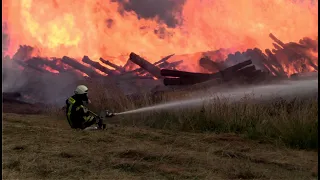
[
  {"x1": 3, "y1": 33, "x2": 318, "y2": 81},
  {"x1": 2, "y1": 0, "x2": 318, "y2": 105}
]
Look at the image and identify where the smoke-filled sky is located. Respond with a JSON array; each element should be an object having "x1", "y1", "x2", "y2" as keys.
[{"x1": 116, "y1": 0, "x2": 186, "y2": 27}]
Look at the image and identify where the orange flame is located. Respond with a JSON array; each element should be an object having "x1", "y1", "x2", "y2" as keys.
[{"x1": 2, "y1": 0, "x2": 318, "y2": 71}]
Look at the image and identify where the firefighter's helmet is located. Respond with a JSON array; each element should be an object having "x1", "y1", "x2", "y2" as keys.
[{"x1": 75, "y1": 85, "x2": 88, "y2": 95}]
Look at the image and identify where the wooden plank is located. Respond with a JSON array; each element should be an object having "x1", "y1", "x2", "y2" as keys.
[
  {"x1": 61, "y1": 56, "x2": 102, "y2": 78},
  {"x1": 129, "y1": 52, "x2": 162, "y2": 78},
  {"x1": 99, "y1": 57, "x2": 125, "y2": 72},
  {"x1": 83, "y1": 56, "x2": 115, "y2": 75}
]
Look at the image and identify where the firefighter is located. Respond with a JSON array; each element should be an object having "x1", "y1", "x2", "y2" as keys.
[{"x1": 65, "y1": 85, "x2": 113, "y2": 130}]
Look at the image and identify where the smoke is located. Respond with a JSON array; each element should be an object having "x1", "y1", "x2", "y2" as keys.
[
  {"x1": 2, "y1": 59, "x2": 81, "y2": 106},
  {"x1": 2, "y1": 60, "x2": 27, "y2": 92},
  {"x1": 117, "y1": 77, "x2": 318, "y2": 115},
  {"x1": 116, "y1": 0, "x2": 186, "y2": 27},
  {"x1": 2, "y1": 23, "x2": 9, "y2": 57}
]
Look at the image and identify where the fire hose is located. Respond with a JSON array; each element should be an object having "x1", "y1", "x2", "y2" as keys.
[
  {"x1": 87, "y1": 110, "x2": 115, "y2": 130},
  {"x1": 88, "y1": 110, "x2": 98, "y2": 117},
  {"x1": 88, "y1": 109, "x2": 116, "y2": 117}
]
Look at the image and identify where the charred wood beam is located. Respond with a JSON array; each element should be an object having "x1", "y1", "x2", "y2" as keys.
[
  {"x1": 13, "y1": 59, "x2": 47, "y2": 73},
  {"x1": 271, "y1": 49, "x2": 278, "y2": 54},
  {"x1": 114, "y1": 73, "x2": 155, "y2": 80},
  {"x1": 162, "y1": 60, "x2": 252, "y2": 80},
  {"x1": 50, "y1": 58, "x2": 81, "y2": 74},
  {"x1": 141, "y1": 60, "x2": 182, "y2": 72},
  {"x1": 25, "y1": 57, "x2": 83, "y2": 76},
  {"x1": 83, "y1": 56, "x2": 115, "y2": 75},
  {"x1": 199, "y1": 56, "x2": 223, "y2": 72},
  {"x1": 244, "y1": 48, "x2": 271, "y2": 73},
  {"x1": 99, "y1": 57, "x2": 125, "y2": 73},
  {"x1": 219, "y1": 59, "x2": 252, "y2": 80},
  {"x1": 135, "y1": 61, "x2": 170, "y2": 75},
  {"x1": 129, "y1": 52, "x2": 162, "y2": 78},
  {"x1": 272, "y1": 43, "x2": 283, "y2": 50},
  {"x1": 125, "y1": 54, "x2": 175, "y2": 75},
  {"x1": 269, "y1": 33, "x2": 285, "y2": 48},
  {"x1": 137, "y1": 62, "x2": 165, "y2": 75},
  {"x1": 222, "y1": 59, "x2": 252, "y2": 73},
  {"x1": 163, "y1": 77, "x2": 214, "y2": 86},
  {"x1": 251, "y1": 48, "x2": 281, "y2": 76},
  {"x1": 26, "y1": 57, "x2": 68, "y2": 73},
  {"x1": 235, "y1": 65, "x2": 256, "y2": 77},
  {"x1": 136, "y1": 62, "x2": 169, "y2": 75},
  {"x1": 265, "y1": 49, "x2": 287, "y2": 76},
  {"x1": 136, "y1": 60, "x2": 183, "y2": 76},
  {"x1": 306, "y1": 58, "x2": 318, "y2": 71},
  {"x1": 61, "y1": 56, "x2": 102, "y2": 78},
  {"x1": 161, "y1": 60, "x2": 254, "y2": 86},
  {"x1": 261, "y1": 59, "x2": 282, "y2": 76},
  {"x1": 163, "y1": 65, "x2": 263, "y2": 86},
  {"x1": 161, "y1": 69, "x2": 214, "y2": 79},
  {"x1": 245, "y1": 70, "x2": 269, "y2": 83}
]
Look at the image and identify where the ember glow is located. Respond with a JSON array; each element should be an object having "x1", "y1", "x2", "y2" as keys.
[{"x1": 2, "y1": 0, "x2": 318, "y2": 73}]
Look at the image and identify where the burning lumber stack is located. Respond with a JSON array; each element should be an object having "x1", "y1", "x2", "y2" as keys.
[
  {"x1": 3, "y1": 33, "x2": 317, "y2": 108},
  {"x1": 3, "y1": 33, "x2": 317, "y2": 88},
  {"x1": 5, "y1": 47, "x2": 183, "y2": 81},
  {"x1": 173, "y1": 33, "x2": 318, "y2": 86}
]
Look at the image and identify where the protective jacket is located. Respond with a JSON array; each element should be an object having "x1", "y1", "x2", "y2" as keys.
[{"x1": 65, "y1": 94, "x2": 96, "y2": 129}]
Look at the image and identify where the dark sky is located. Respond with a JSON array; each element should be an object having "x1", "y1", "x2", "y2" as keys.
[{"x1": 116, "y1": 0, "x2": 186, "y2": 27}]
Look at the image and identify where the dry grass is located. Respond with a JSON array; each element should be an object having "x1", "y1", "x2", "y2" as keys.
[
  {"x1": 85, "y1": 80, "x2": 318, "y2": 150},
  {"x1": 2, "y1": 113, "x2": 318, "y2": 180}
]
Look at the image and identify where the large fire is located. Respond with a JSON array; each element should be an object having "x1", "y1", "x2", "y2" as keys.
[{"x1": 2, "y1": 0, "x2": 318, "y2": 72}]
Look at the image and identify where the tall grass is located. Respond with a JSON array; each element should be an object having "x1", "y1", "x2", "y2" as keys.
[{"x1": 80, "y1": 80, "x2": 319, "y2": 149}]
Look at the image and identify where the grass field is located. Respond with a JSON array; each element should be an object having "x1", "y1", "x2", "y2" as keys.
[
  {"x1": 2, "y1": 113, "x2": 318, "y2": 180},
  {"x1": 2, "y1": 79, "x2": 318, "y2": 179}
]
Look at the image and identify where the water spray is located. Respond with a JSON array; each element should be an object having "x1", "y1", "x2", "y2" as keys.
[{"x1": 112, "y1": 78, "x2": 318, "y2": 116}]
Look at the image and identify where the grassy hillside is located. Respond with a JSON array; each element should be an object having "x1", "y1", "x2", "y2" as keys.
[{"x1": 2, "y1": 113, "x2": 318, "y2": 180}]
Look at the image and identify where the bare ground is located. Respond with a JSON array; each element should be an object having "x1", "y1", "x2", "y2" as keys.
[{"x1": 2, "y1": 113, "x2": 318, "y2": 180}]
